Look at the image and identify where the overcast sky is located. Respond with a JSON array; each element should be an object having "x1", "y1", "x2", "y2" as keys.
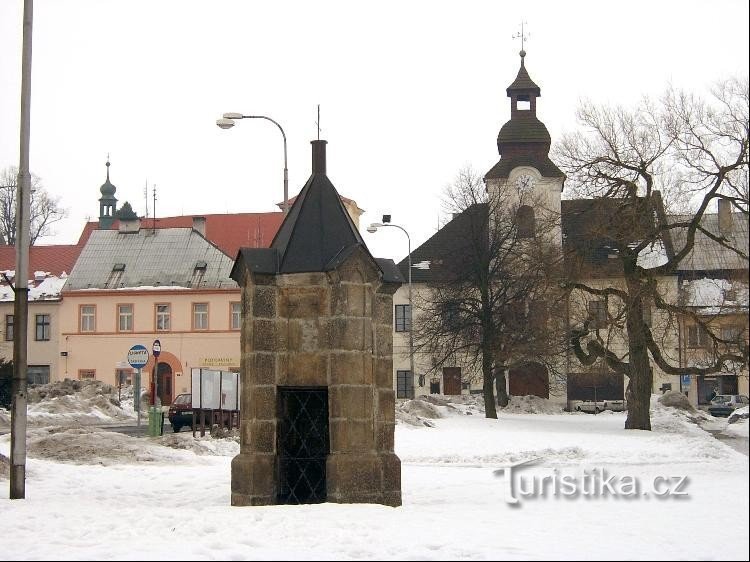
[{"x1": 1, "y1": 0, "x2": 748, "y2": 262}]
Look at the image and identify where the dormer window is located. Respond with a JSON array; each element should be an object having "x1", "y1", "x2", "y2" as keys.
[
  {"x1": 190, "y1": 261, "x2": 208, "y2": 287},
  {"x1": 105, "y1": 263, "x2": 125, "y2": 288}
]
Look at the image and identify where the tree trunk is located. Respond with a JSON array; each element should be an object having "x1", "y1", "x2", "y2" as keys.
[
  {"x1": 495, "y1": 366, "x2": 509, "y2": 407},
  {"x1": 483, "y1": 354, "x2": 498, "y2": 419},
  {"x1": 624, "y1": 272, "x2": 653, "y2": 430}
]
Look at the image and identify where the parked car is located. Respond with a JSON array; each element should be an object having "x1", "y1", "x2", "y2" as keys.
[
  {"x1": 708, "y1": 394, "x2": 750, "y2": 417},
  {"x1": 167, "y1": 393, "x2": 193, "y2": 432},
  {"x1": 574, "y1": 399, "x2": 627, "y2": 413}
]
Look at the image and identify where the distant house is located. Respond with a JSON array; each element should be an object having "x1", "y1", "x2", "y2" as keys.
[
  {"x1": 59, "y1": 215, "x2": 238, "y2": 404},
  {"x1": 0, "y1": 245, "x2": 81, "y2": 385},
  {"x1": 673, "y1": 202, "x2": 749, "y2": 405}
]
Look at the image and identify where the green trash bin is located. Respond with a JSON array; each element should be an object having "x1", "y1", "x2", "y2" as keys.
[{"x1": 148, "y1": 406, "x2": 164, "y2": 437}]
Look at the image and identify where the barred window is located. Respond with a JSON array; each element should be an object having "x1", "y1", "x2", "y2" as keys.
[{"x1": 588, "y1": 300, "x2": 607, "y2": 329}]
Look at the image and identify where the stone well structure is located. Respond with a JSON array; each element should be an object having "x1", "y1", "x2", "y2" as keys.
[{"x1": 229, "y1": 140, "x2": 403, "y2": 506}]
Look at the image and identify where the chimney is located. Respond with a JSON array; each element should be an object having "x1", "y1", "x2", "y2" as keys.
[
  {"x1": 193, "y1": 216, "x2": 207, "y2": 237},
  {"x1": 118, "y1": 217, "x2": 141, "y2": 233},
  {"x1": 718, "y1": 199, "x2": 733, "y2": 236},
  {"x1": 311, "y1": 140, "x2": 327, "y2": 175}
]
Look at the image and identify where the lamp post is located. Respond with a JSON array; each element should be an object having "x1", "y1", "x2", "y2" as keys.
[
  {"x1": 216, "y1": 113, "x2": 289, "y2": 215},
  {"x1": 367, "y1": 220, "x2": 416, "y2": 397}
]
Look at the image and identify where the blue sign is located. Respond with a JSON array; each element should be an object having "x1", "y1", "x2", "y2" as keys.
[
  {"x1": 681, "y1": 374, "x2": 691, "y2": 387},
  {"x1": 127, "y1": 344, "x2": 149, "y2": 369}
]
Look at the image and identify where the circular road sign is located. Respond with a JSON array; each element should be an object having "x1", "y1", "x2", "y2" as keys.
[
  {"x1": 152, "y1": 339, "x2": 161, "y2": 358},
  {"x1": 127, "y1": 344, "x2": 149, "y2": 369}
]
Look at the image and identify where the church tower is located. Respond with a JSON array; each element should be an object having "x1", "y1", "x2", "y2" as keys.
[
  {"x1": 484, "y1": 49, "x2": 564, "y2": 244},
  {"x1": 98, "y1": 159, "x2": 118, "y2": 230}
]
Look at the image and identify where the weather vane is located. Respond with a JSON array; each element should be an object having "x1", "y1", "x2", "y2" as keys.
[{"x1": 512, "y1": 21, "x2": 529, "y2": 55}]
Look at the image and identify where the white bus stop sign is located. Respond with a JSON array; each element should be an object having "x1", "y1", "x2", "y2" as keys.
[{"x1": 127, "y1": 345, "x2": 149, "y2": 369}]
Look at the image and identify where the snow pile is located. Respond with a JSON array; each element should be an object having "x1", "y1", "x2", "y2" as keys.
[
  {"x1": 501, "y1": 395, "x2": 565, "y2": 415},
  {"x1": 657, "y1": 390, "x2": 695, "y2": 411},
  {"x1": 396, "y1": 395, "x2": 484, "y2": 427},
  {"x1": 23, "y1": 426, "x2": 238, "y2": 466},
  {"x1": 158, "y1": 432, "x2": 240, "y2": 457},
  {"x1": 0, "y1": 452, "x2": 8, "y2": 480},
  {"x1": 650, "y1": 394, "x2": 713, "y2": 429},
  {"x1": 2, "y1": 380, "x2": 138, "y2": 426},
  {"x1": 723, "y1": 418, "x2": 749, "y2": 440},
  {"x1": 729, "y1": 405, "x2": 750, "y2": 424}
]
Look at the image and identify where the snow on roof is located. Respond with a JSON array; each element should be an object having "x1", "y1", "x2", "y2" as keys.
[
  {"x1": 680, "y1": 278, "x2": 749, "y2": 313},
  {"x1": 1, "y1": 273, "x2": 67, "y2": 303},
  {"x1": 636, "y1": 239, "x2": 669, "y2": 269}
]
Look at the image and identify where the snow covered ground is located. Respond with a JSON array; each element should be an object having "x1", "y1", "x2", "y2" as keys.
[{"x1": 1, "y1": 394, "x2": 748, "y2": 560}]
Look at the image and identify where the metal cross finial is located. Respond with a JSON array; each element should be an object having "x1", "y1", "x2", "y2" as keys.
[{"x1": 512, "y1": 21, "x2": 529, "y2": 55}]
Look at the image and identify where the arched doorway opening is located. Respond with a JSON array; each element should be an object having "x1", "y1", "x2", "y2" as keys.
[
  {"x1": 508, "y1": 362, "x2": 549, "y2": 399},
  {"x1": 157, "y1": 362, "x2": 174, "y2": 406}
]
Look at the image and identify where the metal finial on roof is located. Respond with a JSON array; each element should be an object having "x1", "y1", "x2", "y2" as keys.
[
  {"x1": 106, "y1": 154, "x2": 111, "y2": 181},
  {"x1": 315, "y1": 104, "x2": 322, "y2": 141},
  {"x1": 512, "y1": 21, "x2": 529, "y2": 62}
]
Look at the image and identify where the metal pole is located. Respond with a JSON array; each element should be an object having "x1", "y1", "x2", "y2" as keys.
[
  {"x1": 241, "y1": 115, "x2": 289, "y2": 214},
  {"x1": 135, "y1": 368, "x2": 141, "y2": 428},
  {"x1": 382, "y1": 224, "x2": 415, "y2": 396},
  {"x1": 10, "y1": 0, "x2": 33, "y2": 501}
]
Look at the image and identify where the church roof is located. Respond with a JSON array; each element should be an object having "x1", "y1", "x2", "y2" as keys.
[
  {"x1": 497, "y1": 114, "x2": 551, "y2": 145},
  {"x1": 506, "y1": 56, "x2": 541, "y2": 96},
  {"x1": 99, "y1": 160, "x2": 117, "y2": 199}
]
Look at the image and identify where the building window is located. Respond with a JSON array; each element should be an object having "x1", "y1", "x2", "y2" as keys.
[
  {"x1": 156, "y1": 304, "x2": 171, "y2": 331},
  {"x1": 80, "y1": 305, "x2": 96, "y2": 332},
  {"x1": 687, "y1": 324, "x2": 710, "y2": 348},
  {"x1": 193, "y1": 303, "x2": 209, "y2": 330},
  {"x1": 118, "y1": 304, "x2": 134, "y2": 332},
  {"x1": 4, "y1": 314, "x2": 13, "y2": 341},
  {"x1": 78, "y1": 369, "x2": 96, "y2": 380},
  {"x1": 27, "y1": 365, "x2": 50, "y2": 385},
  {"x1": 231, "y1": 302, "x2": 241, "y2": 330},
  {"x1": 395, "y1": 304, "x2": 411, "y2": 332},
  {"x1": 35, "y1": 314, "x2": 51, "y2": 341},
  {"x1": 396, "y1": 370, "x2": 414, "y2": 399},
  {"x1": 721, "y1": 324, "x2": 742, "y2": 342},
  {"x1": 116, "y1": 368, "x2": 133, "y2": 386},
  {"x1": 517, "y1": 205, "x2": 536, "y2": 238},
  {"x1": 587, "y1": 300, "x2": 607, "y2": 329}
]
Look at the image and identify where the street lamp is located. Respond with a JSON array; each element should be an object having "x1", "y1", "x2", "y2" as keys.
[
  {"x1": 216, "y1": 112, "x2": 290, "y2": 215},
  {"x1": 368, "y1": 219, "x2": 417, "y2": 396}
]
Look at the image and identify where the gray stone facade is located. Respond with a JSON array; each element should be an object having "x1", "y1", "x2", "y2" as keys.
[{"x1": 231, "y1": 246, "x2": 402, "y2": 506}]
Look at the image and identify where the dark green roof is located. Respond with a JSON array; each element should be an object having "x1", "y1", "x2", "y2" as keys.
[
  {"x1": 498, "y1": 114, "x2": 551, "y2": 145},
  {"x1": 506, "y1": 60, "x2": 541, "y2": 96},
  {"x1": 484, "y1": 155, "x2": 565, "y2": 180}
]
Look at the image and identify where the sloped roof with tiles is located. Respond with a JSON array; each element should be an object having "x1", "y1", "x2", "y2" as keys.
[
  {"x1": 78, "y1": 212, "x2": 285, "y2": 259},
  {"x1": 65, "y1": 227, "x2": 236, "y2": 291}
]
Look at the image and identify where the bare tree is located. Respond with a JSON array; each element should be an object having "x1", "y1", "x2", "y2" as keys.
[
  {"x1": 413, "y1": 166, "x2": 568, "y2": 419},
  {"x1": 0, "y1": 166, "x2": 66, "y2": 245},
  {"x1": 555, "y1": 77, "x2": 749, "y2": 430}
]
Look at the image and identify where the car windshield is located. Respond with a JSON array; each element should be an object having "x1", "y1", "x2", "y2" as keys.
[
  {"x1": 712, "y1": 395, "x2": 731, "y2": 403},
  {"x1": 173, "y1": 394, "x2": 191, "y2": 405}
]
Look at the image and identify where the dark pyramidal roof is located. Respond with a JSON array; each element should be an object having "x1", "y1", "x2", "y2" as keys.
[
  {"x1": 231, "y1": 140, "x2": 402, "y2": 284},
  {"x1": 506, "y1": 55, "x2": 541, "y2": 96}
]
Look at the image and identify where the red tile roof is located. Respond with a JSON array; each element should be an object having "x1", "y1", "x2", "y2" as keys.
[
  {"x1": 78, "y1": 212, "x2": 285, "y2": 258},
  {"x1": 0, "y1": 244, "x2": 82, "y2": 278}
]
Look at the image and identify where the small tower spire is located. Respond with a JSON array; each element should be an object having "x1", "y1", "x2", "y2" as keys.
[{"x1": 98, "y1": 156, "x2": 118, "y2": 230}]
